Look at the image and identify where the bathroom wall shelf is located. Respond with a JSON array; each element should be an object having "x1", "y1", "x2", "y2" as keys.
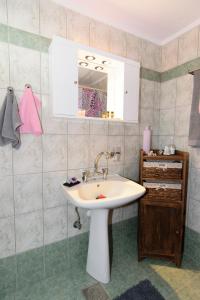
[{"x1": 138, "y1": 149, "x2": 189, "y2": 267}]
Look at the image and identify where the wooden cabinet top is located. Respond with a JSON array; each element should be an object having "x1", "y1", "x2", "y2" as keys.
[{"x1": 141, "y1": 149, "x2": 189, "y2": 161}]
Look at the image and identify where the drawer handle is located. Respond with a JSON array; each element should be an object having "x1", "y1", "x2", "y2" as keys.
[
  {"x1": 155, "y1": 167, "x2": 167, "y2": 171},
  {"x1": 176, "y1": 230, "x2": 180, "y2": 235},
  {"x1": 156, "y1": 187, "x2": 166, "y2": 190}
]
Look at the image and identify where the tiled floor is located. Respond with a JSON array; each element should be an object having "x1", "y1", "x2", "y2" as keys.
[{"x1": 2, "y1": 221, "x2": 200, "y2": 300}]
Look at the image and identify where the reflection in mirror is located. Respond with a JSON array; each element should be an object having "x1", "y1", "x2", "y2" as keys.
[{"x1": 78, "y1": 67, "x2": 107, "y2": 118}]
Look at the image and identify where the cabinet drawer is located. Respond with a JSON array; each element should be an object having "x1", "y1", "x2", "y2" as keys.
[
  {"x1": 143, "y1": 161, "x2": 182, "y2": 179},
  {"x1": 143, "y1": 182, "x2": 182, "y2": 202}
]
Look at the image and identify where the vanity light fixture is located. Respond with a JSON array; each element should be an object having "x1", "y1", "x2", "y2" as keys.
[
  {"x1": 85, "y1": 55, "x2": 95, "y2": 61},
  {"x1": 79, "y1": 62, "x2": 88, "y2": 67},
  {"x1": 95, "y1": 66, "x2": 104, "y2": 71}
]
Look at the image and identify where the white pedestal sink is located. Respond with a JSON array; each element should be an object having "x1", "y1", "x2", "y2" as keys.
[{"x1": 62, "y1": 174, "x2": 145, "y2": 283}]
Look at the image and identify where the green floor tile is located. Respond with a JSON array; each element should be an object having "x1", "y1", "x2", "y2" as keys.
[
  {"x1": 0, "y1": 292, "x2": 15, "y2": 300},
  {"x1": 45, "y1": 240, "x2": 68, "y2": 278},
  {"x1": 0, "y1": 256, "x2": 16, "y2": 295},
  {"x1": 2, "y1": 218, "x2": 200, "y2": 299},
  {"x1": 16, "y1": 247, "x2": 44, "y2": 289}
]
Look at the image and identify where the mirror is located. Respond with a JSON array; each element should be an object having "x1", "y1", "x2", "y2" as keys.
[{"x1": 78, "y1": 67, "x2": 107, "y2": 118}]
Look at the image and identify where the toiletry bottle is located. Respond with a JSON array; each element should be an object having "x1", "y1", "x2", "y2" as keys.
[
  {"x1": 164, "y1": 145, "x2": 170, "y2": 155},
  {"x1": 169, "y1": 137, "x2": 176, "y2": 155},
  {"x1": 143, "y1": 126, "x2": 151, "y2": 154}
]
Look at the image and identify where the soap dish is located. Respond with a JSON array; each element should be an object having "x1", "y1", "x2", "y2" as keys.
[{"x1": 63, "y1": 181, "x2": 80, "y2": 187}]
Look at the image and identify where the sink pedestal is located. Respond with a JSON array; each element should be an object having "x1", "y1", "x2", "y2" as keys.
[{"x1": 86, "y1": 209, "x2": 110, "y2": 283}]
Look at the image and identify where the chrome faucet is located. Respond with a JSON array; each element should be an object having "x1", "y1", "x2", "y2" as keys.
[{"x1": 81, "y1": 151, "x2": 120, "y2": 182}]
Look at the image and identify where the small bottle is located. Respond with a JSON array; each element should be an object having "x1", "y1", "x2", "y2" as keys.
[
  {"x1": 143, "y1": 126, "x2": 151, "y2": 154},
  {"x1": 101, "y1": 112, "x2": 106, "y2": 118},
  {"x1": 169, "y1": 137, "x2": 176, "y2": 155}
]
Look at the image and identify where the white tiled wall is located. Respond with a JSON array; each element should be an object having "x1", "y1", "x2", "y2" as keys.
[
  {"x1": 160, "y1": 27, "x2": 200, "y2": 234},
  {"x1": 161, "y1": 27, "x2": 200, "y2": 72},
  {"x1": 178, "y1": 27, "x2": 199, "y2": 65},
  {"x1": 8, "y1": 0, "x2": 40, "y2": 34},
  {"x1": 162, "y1": 39, "x2": 179, "y2": 72},
  {"x1": 0, "y1": 0, "x2": 161, "y2": 258}
]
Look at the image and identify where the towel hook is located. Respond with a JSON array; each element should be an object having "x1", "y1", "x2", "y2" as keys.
[
  {"x1": 25, "y1": 83, "x2": 32, "y2": 89},
  {"x1": 7, "y1": 86, "x2": 14, "y2": 93}
]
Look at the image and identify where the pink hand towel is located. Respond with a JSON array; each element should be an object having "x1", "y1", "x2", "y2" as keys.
[{"x1": 19, "y1": 86, "x2": 43, "y2": 135}]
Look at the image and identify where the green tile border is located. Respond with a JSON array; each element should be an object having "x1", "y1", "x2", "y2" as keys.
[
  {"x1": 0, "y1": 22, "x2": 200, "y2": 83},
  {"x1": 0, "y1": 23, "x2": 51, "y2": 52},
  {"x1": 0, "y1": 23, "x2": 8, "y2": 43},
  {"x1": 161, "y1": 57, "x2": 200, "y2": 82},
  {"x1": 9, "y1": 27, "x2": 50, "y2": 52},
  {"x1": 140, "y1": 67, "x2": 161, "y2": 82},
  {"x1": 0, "y1": 23, "x2": 161, "y2": 82}
]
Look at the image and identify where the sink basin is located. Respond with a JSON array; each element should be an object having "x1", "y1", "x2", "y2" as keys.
[
  {"x1": 62, "y1": 174, "x2": 145, "y2": 283},
  {"x1": 62, "y1": 174, "x2": 145, "y2": 209}
]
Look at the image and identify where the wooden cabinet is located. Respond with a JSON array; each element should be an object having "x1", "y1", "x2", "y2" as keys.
[{"x1": 138, "y1": 150, "x2": 189, "y2": 266}]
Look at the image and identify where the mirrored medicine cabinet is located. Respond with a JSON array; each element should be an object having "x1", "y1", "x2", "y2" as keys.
[{"x1": 49, "y1": 36, "x2": 140, "y2": 122}]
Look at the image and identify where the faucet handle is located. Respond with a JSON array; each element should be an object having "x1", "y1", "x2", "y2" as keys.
[
  {"x1": 109, "y1": 152, "x2": 115, "y2": 158},
  {"x1": 102, "y1": 167, "x2": 108, "y2": 174},
  {"x1": 102, "y1": 168, "x2": 108, "y2": 179},
  {"x1": 82, "y1": 170, "x2": 90, "y2": 182}
]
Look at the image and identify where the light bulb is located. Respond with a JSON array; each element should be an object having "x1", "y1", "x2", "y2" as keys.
[
  {"x1": 85, "y1": 55, "x2": 95, "y2": 61},
  {"x1": 79, "y1": 62, "x2": 88, "y2": 67},
  {"x1": 95, "y1": 66, "x2": 103, "y2": 71}
]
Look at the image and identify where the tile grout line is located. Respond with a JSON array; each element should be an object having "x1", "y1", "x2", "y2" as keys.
[
  {"x1": 66, "y1": 117, "x2": 70, "y2": 271},
  {"x1": 66, "y1": 10, "x2": 68, "y2": 40},
  {"x1": 173, "y1": 33, "x2": 181, "y2": 143},
  {"x1": 89, "y1": 18, "x2": 91, "y2": 48},
  {"x1": 196, "y1": 26, "x2": 200, "y2": 59},
  {"x1": 173, "y1": 75, "x2": 178, "y2": 143},
  {"x1": 5, "y1": 0, "x2": 18, "y2": 296},
  {"x1": 38, "y1": 0, "x2": 46, "y2": 281}
]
